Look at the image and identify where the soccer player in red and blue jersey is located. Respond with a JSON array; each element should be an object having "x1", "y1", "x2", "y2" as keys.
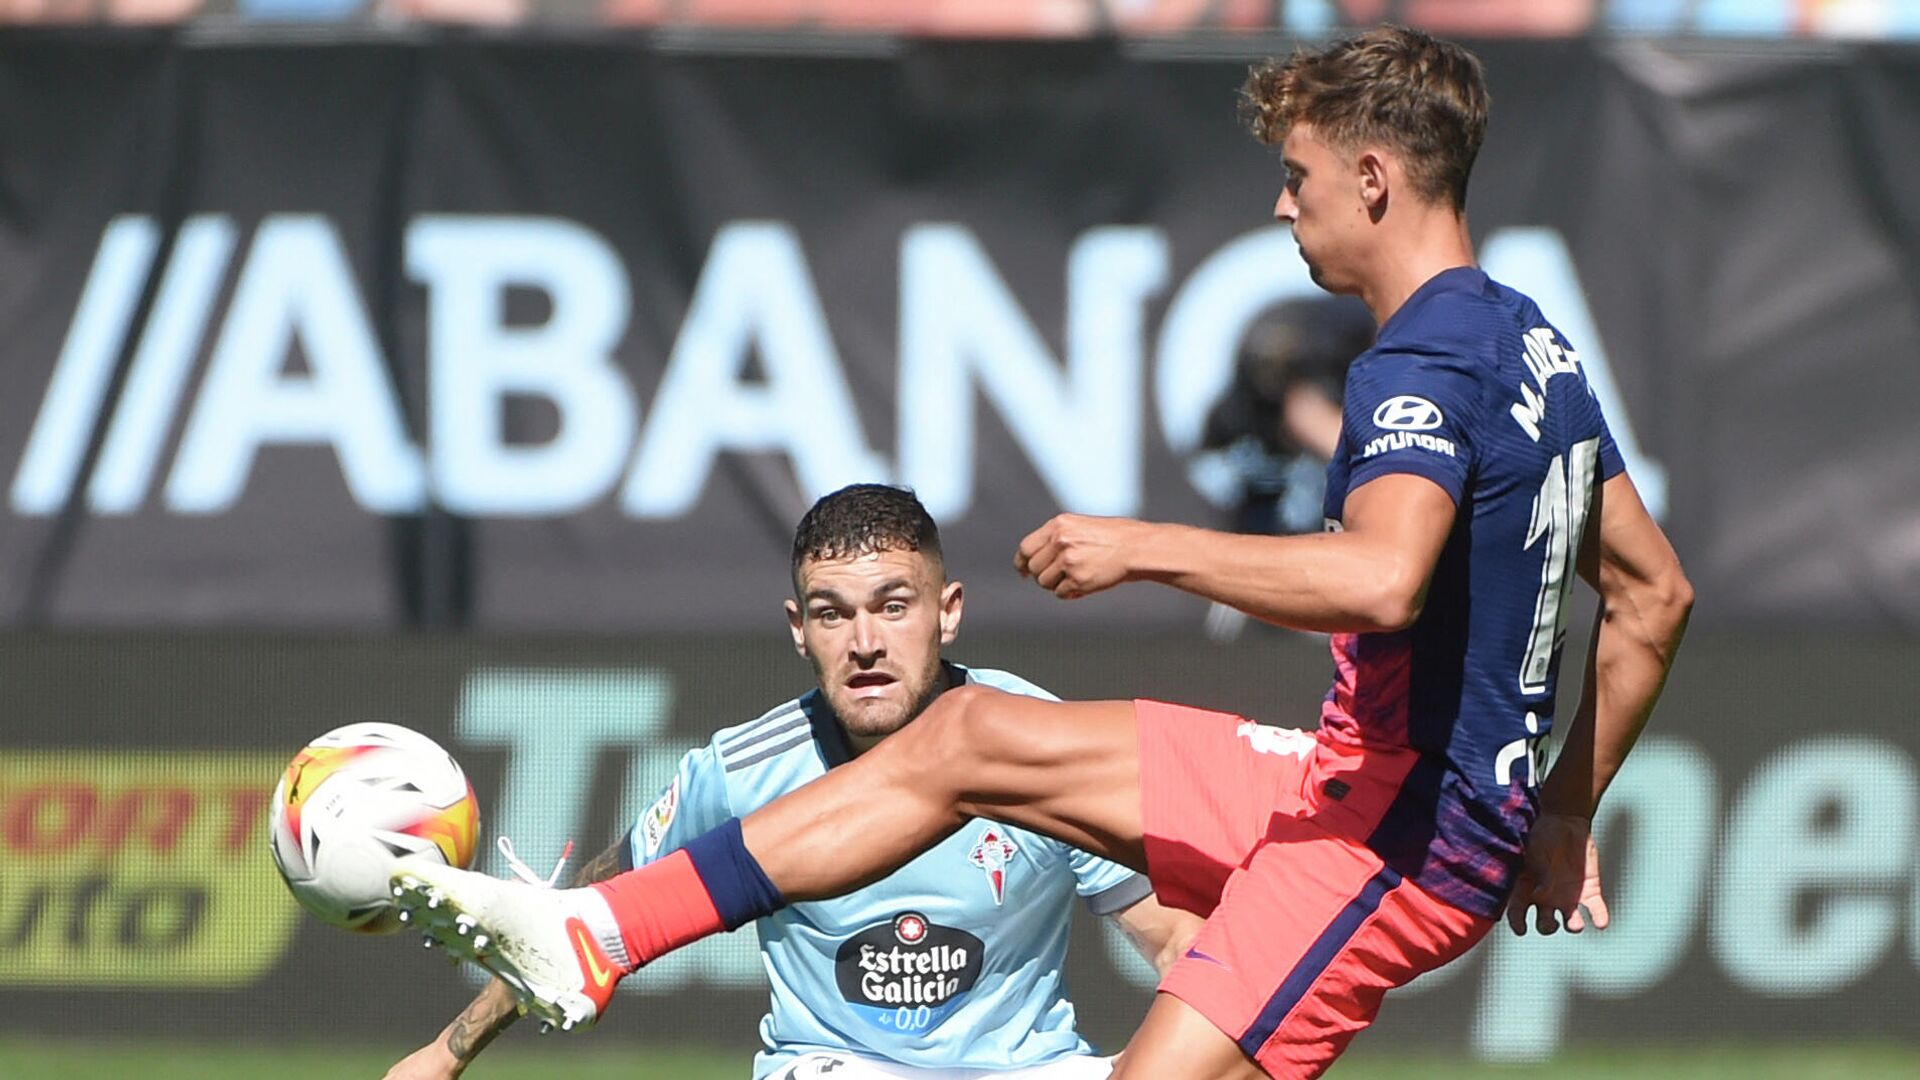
[{"x1": 393, "y1": 25, "x2": 1693, "y2": 1080}]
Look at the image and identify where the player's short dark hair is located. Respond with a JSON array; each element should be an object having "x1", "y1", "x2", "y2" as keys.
[
  {"x1": 1241, "y1": 24, "x2": 1489, "y2": 209},
  {"x1": 791, "y1": 484, "x2": 944, "y2": 583}
]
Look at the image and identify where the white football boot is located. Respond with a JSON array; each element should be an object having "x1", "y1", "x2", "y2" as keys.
[{"x1": 390, "y1": 837, "x2": 628, "y2": 1033}]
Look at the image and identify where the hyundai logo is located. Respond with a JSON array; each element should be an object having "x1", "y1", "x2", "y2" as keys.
[{"x1": 1372, "y1": 395, "x2": 1445, "y2": 431}]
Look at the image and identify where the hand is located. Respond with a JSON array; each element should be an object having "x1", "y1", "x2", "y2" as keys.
[
  {"x1": 1014, "y1": 514, "x2": 1146, "y2": 599},
  {"x1": 381, "y1": 1041, "x2": 465, "y2": 1080},
  {"x1": 1505, "y1": 813, "x2": 1610, "y2": 936}
]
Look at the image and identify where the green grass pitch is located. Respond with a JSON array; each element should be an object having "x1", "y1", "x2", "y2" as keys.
[{"x1": 2, "y1": 1040, "x2": 1916, "y2": 1079}]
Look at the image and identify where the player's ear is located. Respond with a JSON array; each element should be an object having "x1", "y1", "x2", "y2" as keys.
[
  {"x1": 938, "y1": 580, "x2": 964, "y2": 645},
  {"x1": 1358, "y1": 148, "x2": 1390, "y2": 215},
  {"x1": 785, "y1": 597, "x2": 809, "y2": 658}
]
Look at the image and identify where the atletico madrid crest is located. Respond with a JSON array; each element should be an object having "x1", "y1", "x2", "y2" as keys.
[{"x1": 967, "y1": 825, "x2": 1019, "y2": 906}]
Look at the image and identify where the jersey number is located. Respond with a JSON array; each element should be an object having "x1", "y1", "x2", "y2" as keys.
[{"x1": 1520, "y1": 438, "x2": 1599, "y2": 695}]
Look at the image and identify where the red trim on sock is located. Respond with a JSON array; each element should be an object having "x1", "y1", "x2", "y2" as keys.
[{"x1": 592, "y1": 850, "x2": 725, "y2": 969}]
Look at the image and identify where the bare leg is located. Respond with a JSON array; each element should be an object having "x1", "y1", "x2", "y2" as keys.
[
  {"x1": 741, "y1": 685, "x2": 1144, "y2": 899},
  {"x1": 1112, "y1": 994, "x2": 1269, "y2": 1080}
]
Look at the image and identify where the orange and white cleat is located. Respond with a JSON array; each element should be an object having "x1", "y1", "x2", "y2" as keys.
[{"x1": 390, "y1": 838, "x2": 628, "y2": 1034}]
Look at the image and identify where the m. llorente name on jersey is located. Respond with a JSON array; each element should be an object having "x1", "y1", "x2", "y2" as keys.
[{"x1": 1509, "y1": 326, "x2": 1586, "y2": 442}]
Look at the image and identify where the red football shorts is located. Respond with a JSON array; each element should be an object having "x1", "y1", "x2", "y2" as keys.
[{"x1": 1137, "y1": 700, "x2": 1495, "y2": 1079}]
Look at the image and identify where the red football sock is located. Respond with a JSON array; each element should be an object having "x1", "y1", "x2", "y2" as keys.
[{"x1": 591, "y1": 850, "x2": 724, "y2": 970}]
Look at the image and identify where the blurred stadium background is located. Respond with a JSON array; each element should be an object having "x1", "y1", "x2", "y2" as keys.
[{"x1": 3, "y1": 1, "x2": 1919, "y2": 1077}]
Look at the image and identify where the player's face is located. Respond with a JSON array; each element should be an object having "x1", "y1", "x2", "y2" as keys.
[
  {"x1": 786, "y1": 547, "x2": 964, "y2": 747},
  {"x1": 1273, "y1": 123, "x2": 1368, "y2": 294}
]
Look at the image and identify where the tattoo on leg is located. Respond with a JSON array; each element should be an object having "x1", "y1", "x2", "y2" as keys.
[
  {"x1": 570, "y1": 843, "x2": 627, "y2": 887},
  {"x1": 447, "y1": 994, "x2": 513, "y2": 1061}
]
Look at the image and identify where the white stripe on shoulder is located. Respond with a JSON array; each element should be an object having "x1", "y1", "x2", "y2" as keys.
[
  {"x1": 723, "y1": 730, "x2": 815, "y2": 773},
  {"x1": 720, "y1": 713, "x2": 810, "y2": 761},
  {"x1": 716, "y1": 702, "x2": 806, "y2": 757}
]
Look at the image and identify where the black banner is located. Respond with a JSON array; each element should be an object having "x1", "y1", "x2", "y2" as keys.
[{"x1": 1, "y1": 33, "x2": 1916, "y2": 633}]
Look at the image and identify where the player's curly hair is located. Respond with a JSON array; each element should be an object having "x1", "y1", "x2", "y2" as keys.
[
  {"x1": 1241, "y1": 24, "x2": 1489, "y2": 210},
  {"x1": 791, "y1": 484, "x2": 944, "y2": 581}
]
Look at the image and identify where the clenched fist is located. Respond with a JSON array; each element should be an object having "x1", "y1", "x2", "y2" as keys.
[{"x1": 1014, "y1": 514, "x2": 1156, "y2": 599}]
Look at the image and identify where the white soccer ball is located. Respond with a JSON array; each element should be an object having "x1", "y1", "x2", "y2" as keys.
[{"x1": 268, "y1": 722, "x2": 480, "y2": 934}]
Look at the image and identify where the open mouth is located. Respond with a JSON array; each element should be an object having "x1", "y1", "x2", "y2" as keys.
[{"x1": 846, "y1": 672, "x2": 896, "y2": 692}]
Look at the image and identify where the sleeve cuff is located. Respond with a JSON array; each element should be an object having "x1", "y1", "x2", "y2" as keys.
[{"x1": 1082, "y1": 873, "x2": 1153, "y2": 917}]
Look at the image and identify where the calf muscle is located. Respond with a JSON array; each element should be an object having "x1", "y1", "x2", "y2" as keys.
[{"x1": 741, "y1": 688, "x2": 1146, "y2": 899}]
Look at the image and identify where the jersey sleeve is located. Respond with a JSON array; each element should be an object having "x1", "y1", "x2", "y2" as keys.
[
  {"x1": 620, "y1": 743, "x2": 733, "y2": 871},
  {"x1": 1064, "y1": 845, "x2": 1153, "y2": 916},
  {"x1": 1341, "y1": 349, "x2": 1486, "y2": 504},
  {"x1": 1596, "y1": 403, "x2": 1627, "y2": 483}
]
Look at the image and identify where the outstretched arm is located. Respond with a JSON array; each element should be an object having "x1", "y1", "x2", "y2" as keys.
[
  {"x1": 1015, "y1": 473, "x2": 1457, "y2": 634},
  {"x1": 381, "y1": 840, "x2": 630, "y2": 1079},
  {"x1": 1507, "y1": 470, "x2": 1693, "y2": 936},
  {"x1": 1107, "y1": 894, "x2": 1205, "y2": 976}
]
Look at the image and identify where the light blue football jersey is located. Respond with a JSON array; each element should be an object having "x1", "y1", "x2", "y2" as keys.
[{"x1": 621, "y1": 663, "x2": 1149, "y2": 1079}]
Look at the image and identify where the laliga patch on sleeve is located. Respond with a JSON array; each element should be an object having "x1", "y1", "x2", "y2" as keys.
[{"x1": 642, "y1": 778, "x2": 680, "y2": 857}]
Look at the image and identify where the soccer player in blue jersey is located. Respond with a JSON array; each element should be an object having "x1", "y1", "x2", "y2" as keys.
[
  {"x1": 383, "y1": 485, "x2": 1198, "y2": 1080},
  {"x1": 393, "y1": 25, "x2": 1693, "y2": 1079}
]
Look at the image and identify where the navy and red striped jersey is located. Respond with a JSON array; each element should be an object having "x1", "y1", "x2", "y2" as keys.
[{"x1": 1321, "y1": 266, "x2": 1625, "y2": 917}]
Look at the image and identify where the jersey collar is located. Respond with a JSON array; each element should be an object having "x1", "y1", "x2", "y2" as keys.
[{"x1": 1379, "y1": 265, "x2": 1487, "y2": 340}]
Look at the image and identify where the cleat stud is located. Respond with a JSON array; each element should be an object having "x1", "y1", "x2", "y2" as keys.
[
  {"x1": 561, "y1": 1019, "x2": 575, "y2": 1032},
  {"x1": 397, "y1": 910, "x2": 411, "y2": 924},
  {"x1": 539, "y1": 1022, "x2": 553, "y2": 1036},
  {"x1": 422, "y1": 936, "x2": 436, "y2": 949},
  {"x1": 472, "y1": 934, "x2": 490, "y2": 950}
]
